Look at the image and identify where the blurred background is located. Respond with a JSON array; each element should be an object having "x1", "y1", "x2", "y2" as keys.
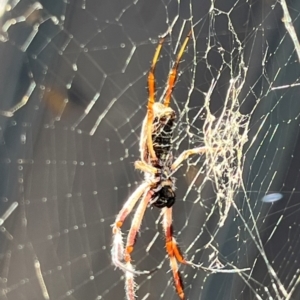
[{"x1": 0, "y1": 0, "x2": 300, "y2": 299}]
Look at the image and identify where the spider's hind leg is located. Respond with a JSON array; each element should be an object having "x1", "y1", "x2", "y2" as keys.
[
  {"x1": 162, "y1": 207, "x2": 200, "y2": 300},
  {"x1": 122, "y1": 189, "x2": 155, "y2": 300},
  {"x1": 112, "y1": 182, "x2": 151, "y2": 275},
  {"x1": 124, "y1": 189, "x2": 153, "y2": 263},
  {"x1": 162, "y1": 208, "x2": 186, "y2": 299}
]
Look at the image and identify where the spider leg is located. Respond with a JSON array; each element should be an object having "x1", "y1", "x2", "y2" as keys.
[
  {"x1": 112, "y1": 182, "x2": 151, "y2": 274},
  {"x1": 147, "y1": 35, "x2": 165, "y2": 161},
  {"x1": 162, "y1": 207, "x2": 186, "y2": 300},
  {"x1": 124, "y1": 189, "x2": 153, "y2": 263},
  {"x1": 162, "y1": 207, "x2": 205, "y2": 299},
  {"x1": 134, "y1": 160, "x2": 159, "y2": 174},
  {"x1": 164, "y1": 30, "x2": 192, "y2": 107},
  {"x1": 124, "y1": 189, "x2": 154, "y2": 300},
  {"x1": 171, "y1": 146, "x2": 208, "y2": 170}
]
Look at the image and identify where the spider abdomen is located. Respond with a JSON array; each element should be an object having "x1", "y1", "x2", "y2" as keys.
[
  {"x1": 152, "y1": 113, "x2": 176, "y2": 162},
  {"x1": 152, "y1": 184, "x2": 176, "y2": 208}
]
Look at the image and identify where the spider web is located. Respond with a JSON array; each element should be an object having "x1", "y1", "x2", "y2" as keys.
[{"x1": 0, "y1": 0, "x2": 300, "y2": 299}]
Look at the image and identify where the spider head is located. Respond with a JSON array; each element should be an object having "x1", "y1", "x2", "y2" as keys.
[
  {"x1": 153, "y1": 103, "x2": 176, "y2": 124},
  {"x1": 152, "y1": 185, "x2": 176, "y2": 208},
  {"x1": 152, "y1": 105, "x2": 176, "y2": 138}
]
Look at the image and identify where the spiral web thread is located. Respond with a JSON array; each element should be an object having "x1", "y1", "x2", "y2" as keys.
[{"x1": 0, "y1": 1, "x2": 300, "y2": 300}]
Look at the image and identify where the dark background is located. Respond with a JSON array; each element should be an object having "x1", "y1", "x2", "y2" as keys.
[{"x1": 0, "y1": 0, "x2": 300, "y2": 299}]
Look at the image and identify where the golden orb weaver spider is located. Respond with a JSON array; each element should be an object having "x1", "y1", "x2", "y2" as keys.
[{"x1": 111, "y1": 29, "x2": 211, "y2": 300}]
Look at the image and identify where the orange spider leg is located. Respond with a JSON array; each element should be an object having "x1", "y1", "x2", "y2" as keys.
[
  {"x1": 164, "y1": 30, "x2": 192, "y2": 107},
  {"x1": 112, "y1": 182, "x2": 150, "y2": 234},
  {"x1": 163, "y1": 207, "x2": 189, "y2": 300},
  {"x1": 147, "y1": 36, "x2": 166, "y2": 161},
  {"x1": 124, "y1": 189, "x2": 154, "y2": 263},
  {"x1": 112, "y1": 182, "x2": 152, "y2": 274},
  {"x1": 124, "y1": 189, "x2": 154, "y2": 300}
]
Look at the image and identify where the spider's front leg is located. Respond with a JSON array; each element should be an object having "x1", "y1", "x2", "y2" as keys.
[{"x1": 146, "y1": 34, "x2": 165, "y2": 162}]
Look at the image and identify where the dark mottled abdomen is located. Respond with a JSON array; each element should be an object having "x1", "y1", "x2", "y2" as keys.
[
  {"x1": 152, "y1": 185, "x2": 176, "y2": 208},
  {"x1": 152, "y1": 115, "x2": 175, "y2": 161}
]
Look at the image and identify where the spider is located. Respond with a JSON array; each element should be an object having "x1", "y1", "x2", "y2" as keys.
[{"x1": 111, "y1": 30, "x2": 211, "y2": 300}]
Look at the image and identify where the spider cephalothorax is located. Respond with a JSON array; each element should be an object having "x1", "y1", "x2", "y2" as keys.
[{"x1": 111, "y1": 29, "x2": 210, "y2": 300}]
